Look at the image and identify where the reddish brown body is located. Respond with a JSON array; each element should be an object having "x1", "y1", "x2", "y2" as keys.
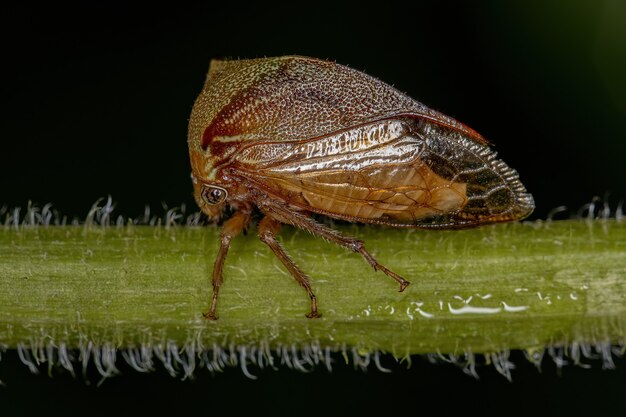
[{"x1": 188, "y1": 56, "x2": 534, "y2": 319}]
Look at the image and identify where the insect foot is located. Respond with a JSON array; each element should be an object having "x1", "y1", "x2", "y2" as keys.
[
  {"x1": 203, "y1": 311, "x2": 218, "y2": 321},
  {"x1": 305, "y1": 311, "x2": 322, "y2": 319}
]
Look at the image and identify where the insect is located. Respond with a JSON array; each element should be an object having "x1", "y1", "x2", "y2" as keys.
[{"x1": 188, "y1": 55, "x2": 534, "y2": 320}]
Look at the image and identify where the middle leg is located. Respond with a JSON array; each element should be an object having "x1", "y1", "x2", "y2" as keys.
[{"x1": 258, "y1": 216, "x2": 321, "y2": 318}]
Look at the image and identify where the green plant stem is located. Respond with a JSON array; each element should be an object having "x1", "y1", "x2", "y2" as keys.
[{"x1": 0, "y1": 220, "x2": 625, "y2": 356}]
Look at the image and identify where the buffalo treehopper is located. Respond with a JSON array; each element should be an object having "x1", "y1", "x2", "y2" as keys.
[{"x1": 188, "y1": 56, "x2": 534, "y2": 319}]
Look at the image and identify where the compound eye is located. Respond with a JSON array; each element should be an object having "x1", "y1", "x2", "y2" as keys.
[{"x1": 201, "y1": 185, "x2": 227, "y2": 205}]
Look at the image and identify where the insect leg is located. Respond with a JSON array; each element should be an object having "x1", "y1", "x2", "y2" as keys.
[
  {"x1": 204, "y1": 210, "x2": 251, "y2": 320},
  {"x1": 259, "y1": 203, "x2": 410, "y2": 292},
  {"x1": 258, "y1": 216, "x2": 321, "y2": 318}
]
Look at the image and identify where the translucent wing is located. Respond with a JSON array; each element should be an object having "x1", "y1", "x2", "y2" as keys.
[{"x1": 230, "y1": 118, "x2": 534, "y2": 228}]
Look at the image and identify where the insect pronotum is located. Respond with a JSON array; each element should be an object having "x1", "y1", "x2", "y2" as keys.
[{"x1": 188, "y1": 55, "x2": 534, "y2": 320}]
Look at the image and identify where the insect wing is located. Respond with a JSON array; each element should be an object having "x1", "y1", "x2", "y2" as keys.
[{"x1": 230, "y1": 118, "x2": 534, "y2": 228}]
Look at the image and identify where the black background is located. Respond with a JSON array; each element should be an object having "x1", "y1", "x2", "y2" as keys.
[{"x1": 1, "y1": 2, "x2": 625, "y2": 416}]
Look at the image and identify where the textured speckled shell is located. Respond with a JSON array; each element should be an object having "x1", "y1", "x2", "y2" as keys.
[{"x1": 189, "y1": 56, "x2": 484, "y2": 173}]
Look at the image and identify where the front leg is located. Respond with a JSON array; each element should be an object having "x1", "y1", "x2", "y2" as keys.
[{"x1": 204, "y1": 210, "x2": 251, "y2": 320}]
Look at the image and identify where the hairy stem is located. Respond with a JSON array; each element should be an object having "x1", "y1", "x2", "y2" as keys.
[{"x1": 0, "y1": 220, "x2": 625, "y2": 356}]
